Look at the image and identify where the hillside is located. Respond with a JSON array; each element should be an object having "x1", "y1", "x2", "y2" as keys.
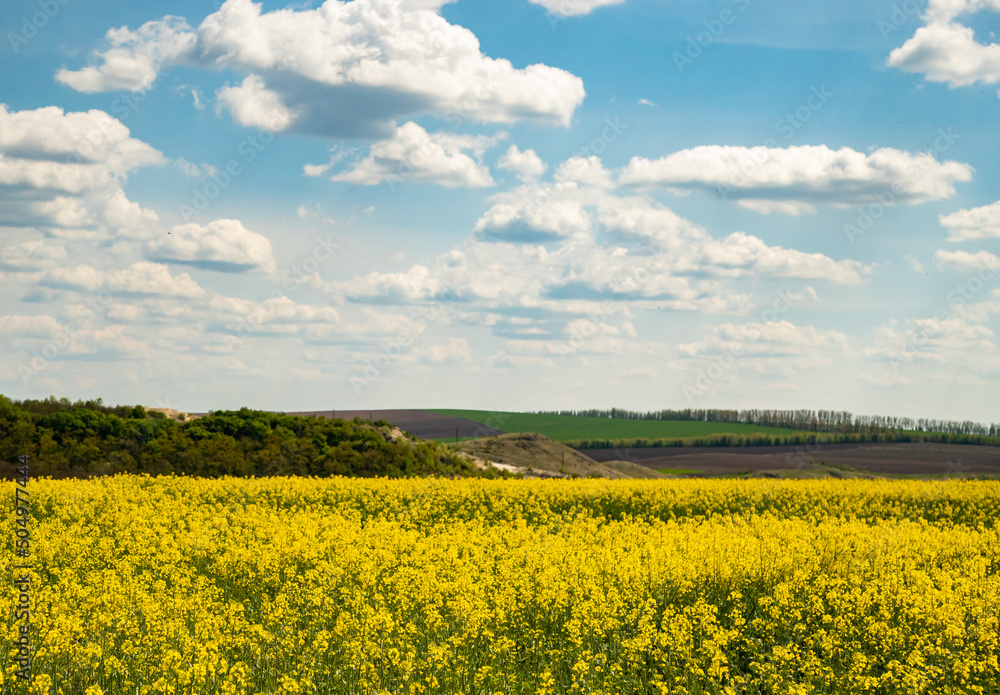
[
  {"x1": 0, "y1": 396, "x2": 501, "y2": 480},
  {"x1": 454, "y1": 432, "x2": 666, "y2": 479}
]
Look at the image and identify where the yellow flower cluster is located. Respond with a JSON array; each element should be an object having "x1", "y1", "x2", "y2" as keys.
[{"x1": 3, "y1": 476, "x2": 999, "y2": 694}]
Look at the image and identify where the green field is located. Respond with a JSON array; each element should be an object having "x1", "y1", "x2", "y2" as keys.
[
  {"x1": 655, "y1": 468, "x2": 705, "y2": 476},
  {"x1": 429, "y1": 409, "x2": 809, "y2": 442}
]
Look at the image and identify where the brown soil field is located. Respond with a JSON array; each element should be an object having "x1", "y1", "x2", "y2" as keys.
[
  {"x1": 282, "y1": 409, "x2": 504, "y2": 441},
  {"x1": 580, "y1": 442, "x2": 1000, "y2": 477}
]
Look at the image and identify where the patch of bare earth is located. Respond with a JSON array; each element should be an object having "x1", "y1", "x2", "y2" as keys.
[
  {"x1": 145, "y1": 407, "x2": 199, "y2": 422},
  {"x1": 456, "y1": 432, "x2": 667, "y2": 479}
]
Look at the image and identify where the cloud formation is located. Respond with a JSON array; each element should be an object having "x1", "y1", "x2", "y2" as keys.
[
  {"x1": 940, "y1": 199, "x2": 1000, "y2": 241},
  {"x1": 0, "y1": 105, "x2": 163, "y2": 239},
  {"x1": 331, "y1": 122, "x2": 499, "y2": 187},
  {"x1": 527, "y1": 0, "x2": 627, "y2": 17},
  {"x1": 145, "y1": 219, "x2": 277, "y2": 273},
  {"x1": 56, "y1": 0, "x2": 586, "y2": 139},
  {"x1": 330, "y1": 155, "x2": 869, "y2": 322},
  {"x1": 934, "y1": 249, "x2": 1000, "y2": 273},
  {"x1": 888, "y1": 0, "x2": 1000, "y2": 90},
  {"x1": 497, "y1": 145, "x2": 547, "y2": 182},
  {"x1": 40, "y1": 262, "x2": 207, "y2": 299},
  {"x1": 619, "y1": 145, "x2": 972, "y2": 215}
]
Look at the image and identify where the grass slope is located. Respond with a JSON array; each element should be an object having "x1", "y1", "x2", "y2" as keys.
[
  {"x1": 453, "y1": 433, "x2": 666, "y2": 479},
  {"x1": 429, "y1": 409, "x2": 809, "y2": 442}
]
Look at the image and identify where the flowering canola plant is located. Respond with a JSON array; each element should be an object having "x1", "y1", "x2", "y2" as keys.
[{"x1": 3, "y1": 476, "x2": 999, "y2": 694}]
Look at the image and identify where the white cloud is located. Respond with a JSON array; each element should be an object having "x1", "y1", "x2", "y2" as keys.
[
  {"x1": 905, "y1": 255, "x2": 925, "y2": 272},
  {"x1": 0, "y1": 314, "x2": 64, "y2": 339},
  {"x1": 208, "y1": 294, "x2": 340, "y2": 325},
  {"x1": 939, "y1": 199, "x2": 1000, "y2": 241},
  {"x1": 677, "y1": 321, "x2": 851, "y2": 360},
  {"x1": 474, "y1": 182, "x2": 593, "y2": 242},
  {"x1": 619, "y1": 145, "x2": 973, "y2": 214},
  {"x1": 486, "y1": 351, "x2": 555, "y2": 369},
  {"x1": 554, "y1": 155, "x2": 615, "y2": 189},
  {"x1": 934, "y1": 249, "x2": 1000, "y2": 273},
  {"x1": 497, "y1": 144, "x2": 547, "y2": 181},
  {"x1": 332, "y1": 122, "x2": 498, "y2": 187},
  {"x1": 0, "y1": 241, "x2": 68, "y2": 271},
  {"x1": 888, "y1": 1, "x2": 1000, "y2": 89},
  {"x1": 146, "y1": 219, "x2": 277, "y2": 273},
  {"x1": 216, "y1": 74, "x2": 300, "y2": 132},
  {"x1": 0, "y1": 105, "x2": 163, "y2": 239},
  {"x1": 40, "y1": 262, "x2": 207, "y2": 299},
  {"x1": 334, "y1": 158, "x2": 869, "y2": 319},
  {"x1": 54, "y1": 16, "x2": 197, "y2": 93},
  {"x1": 57, "y1": 0, "x2": 586, "y2": 138},
  {"x1": 420, "y1": 337, "x2": 472, "y2": 363},
  {"x1": 864, "y1": 312, "x2": 1000, "y2": 378},
  {"x1": 527, "y1": 0, "x2": 627, "y2": 17}
]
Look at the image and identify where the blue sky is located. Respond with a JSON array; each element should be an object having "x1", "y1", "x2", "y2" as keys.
[{"x1": 2, "y1": 0, "x2": 999, "y2": 422}]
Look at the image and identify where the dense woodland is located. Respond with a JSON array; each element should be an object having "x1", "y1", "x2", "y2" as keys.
[
  {"x1": 543, "y1": 408, "x2": 1000, "y2": 437},
  {"x1": 0, "y1": 395, "x2": 497, "y2": 480}
]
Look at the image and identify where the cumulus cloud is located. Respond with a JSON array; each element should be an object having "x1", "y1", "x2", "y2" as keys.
[
  {"x1": 145, "y1": 219, "x2": 277, "y2": 273},
  {"x1": 57, "y1": 0, "x2": 586, "y2": 138},
  {"x1": 554, "y1": 155, "x2": 615, "y2": 189},
  {"x1": 939, "y1": 199, "x2": 1000, "y2": 241},
  {"x1": 0, "y1": 105, "x2": 163, "y2": 240},
  {"x1": 864, "y1": 314, "x2": 1000, "y2": 378},
  {"x1": 0, "y1": 313, "x2": 148, "y2": 360},
  {"x1": 208, "y1": 295, "x2": 340, "y2": 325},
  {"x1": 469, "y1": 176, "x2": 866, "y2": 284},
  {"x1": 474, "y1": 182, "x2": 594, "y2": 243},
  {"x1": 0, "y1": 314, "x2": 64, "y2": 339},
  {"x1": 0, "y1": 241, "x2": 68, "y2": 271},
  {"x1": 934, "y1": 249, "x2": 1000, "y2": 273},
  {"x1": 216, "y1": 74, "x2": 301, "y2": 132},
  {"x1": 527, "y1": 0, "x2": 627, "y2": 17},
  {"x1": 497, "y1": 144, "x2": 547, "y2": 181},
  {"x1": 330, "y1": 158, "x2": 869, "y2": 318},
  {"x1": 40, "y1": 262, "x2": 207, "y2": 299},
  {"x1": 677, "y1": 321, "x2": 851, "y2": 360},
  {"x1": 331, "y1": 122, "x2": 499, "y2": 187},
  {"x1": 888, "y1": 0, "x2": 1000, "y2": 89},
  {"x1": 619, "y1": 145, "x2": 972, "y2": 215},
  {"x1": 55, "y1": 16, "x2": 197, "y2": 93}
]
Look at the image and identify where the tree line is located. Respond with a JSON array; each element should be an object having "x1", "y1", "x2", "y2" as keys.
[
  {"x1": 567, "y1": 430, "x2": 1000, "y2": 451},
  {"x1": 0, "y1": 395, "x2": 501, "y2": 480},
  {"x1": 542, "y1": 408, "x2": 1000, "y2": 437}
]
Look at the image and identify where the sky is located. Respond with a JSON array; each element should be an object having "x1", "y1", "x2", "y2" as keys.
[{"x1": 1, "y1": 0, "x2": 999, "y2": 422}]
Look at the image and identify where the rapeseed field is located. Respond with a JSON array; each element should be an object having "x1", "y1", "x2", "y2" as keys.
[{"x1": 4, "y1": 477, "x2": 999, "y2": 694}]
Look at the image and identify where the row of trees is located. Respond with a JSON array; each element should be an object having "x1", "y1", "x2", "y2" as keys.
[
  {"x1": 0, "y1": 395, "x2": 500, "y2": 480},
  {"x1": 568, "y1": 430, "x2": 1000, "y2": 450},
  {"x1": 544, "y1": 408, "x2": 1000, "y2": 437}
]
